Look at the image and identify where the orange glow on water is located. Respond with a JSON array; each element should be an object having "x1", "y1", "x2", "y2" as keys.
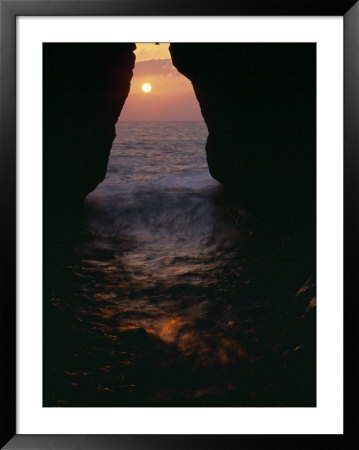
[{"x1": 156, "y1": 317, "x2": 185, "y2": 342}]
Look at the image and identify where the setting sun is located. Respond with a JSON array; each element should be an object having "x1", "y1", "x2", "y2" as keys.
[
  {"x1": 142, "y1": 82, "x2": 152, "y2": 93},
  {"x1": 120, "y1": 43, "x2": 202, "y2": 121}
]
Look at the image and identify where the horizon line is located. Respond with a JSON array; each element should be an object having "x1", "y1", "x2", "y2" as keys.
[{"x1": 117, "y1": 119, "x2": 204, "y2": 122}]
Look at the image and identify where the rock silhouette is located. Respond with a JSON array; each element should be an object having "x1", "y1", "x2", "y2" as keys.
[
  {"x1": 169, "y1": 43, "x2": 316, "y2": 234},
  {"x1": 43, "y1": 43, "x2": 136, "y2": 254}
]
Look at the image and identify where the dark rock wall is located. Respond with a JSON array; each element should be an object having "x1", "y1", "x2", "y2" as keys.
[
  {"x1": 43, "y1": 43, "x2": 135, "y2": 251},
  {"x1": 169, "y1": 43, "x2": 316, "y2": 234},
  {"x1": 169, "y1": 44, "x2": 316, "y2": 403}
]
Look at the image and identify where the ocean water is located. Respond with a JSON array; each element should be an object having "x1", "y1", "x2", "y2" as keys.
[
  {"x1": 84, "y1": 121, "x2": 242, "y2": 292},
  {"x1": 45, "y1": 121, "x2": 316, "y2": 407}
]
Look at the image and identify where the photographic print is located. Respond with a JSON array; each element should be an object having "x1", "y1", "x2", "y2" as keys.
[{"x1": 43, "y1": 42, "x2": 316, "y2": 408}]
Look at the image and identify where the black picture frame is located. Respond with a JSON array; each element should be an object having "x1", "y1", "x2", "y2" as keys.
[{"x1": 1, "y1": 0, "x2": 357, "y2": 448}]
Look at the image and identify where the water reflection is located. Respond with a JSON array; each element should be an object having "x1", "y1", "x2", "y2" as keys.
[{"x1": 44, "y1": 122, "x2": 315, "y2": 407}]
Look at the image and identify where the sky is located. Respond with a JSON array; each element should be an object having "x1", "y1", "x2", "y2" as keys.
[{"x1": 119, "y1": 43, "x2": 203, "y2": 121}]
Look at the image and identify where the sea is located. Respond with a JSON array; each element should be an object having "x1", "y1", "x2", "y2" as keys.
[{"x1": 45, "y1": 121, "x2": 316, "y2": 407}]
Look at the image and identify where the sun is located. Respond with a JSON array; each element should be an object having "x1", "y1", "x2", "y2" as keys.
[{"x1": 142, "y1": 82, "x2": 152, "y2": 93}]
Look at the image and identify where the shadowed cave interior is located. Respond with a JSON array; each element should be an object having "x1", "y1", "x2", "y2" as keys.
[{"x1": 43, "y1": 43, "x2": 316, "y2": 407}]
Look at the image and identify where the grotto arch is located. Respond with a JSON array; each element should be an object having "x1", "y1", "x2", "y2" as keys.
[{"x1": 43, "y1": 42, "x2": 316, "y2": 253}]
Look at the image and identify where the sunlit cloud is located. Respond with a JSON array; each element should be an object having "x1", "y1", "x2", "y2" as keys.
[
  {"x1": 134, "y1": 59, "x2": 180, "y2": 77},
  {"x1": 135, "y1": 43, "x2": 171, "y2": 62}
]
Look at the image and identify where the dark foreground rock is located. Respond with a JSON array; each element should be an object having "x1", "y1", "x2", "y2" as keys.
[{"x1": 43, "y1": 43, "x2": 136, "y2": 256}]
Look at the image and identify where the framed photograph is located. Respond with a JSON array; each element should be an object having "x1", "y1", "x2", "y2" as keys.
[{"x1": 1, "y1": 0, "x2": 357, "y2": 448}]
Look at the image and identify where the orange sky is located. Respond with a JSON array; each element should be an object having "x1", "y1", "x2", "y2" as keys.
[{"x1": 119, "y1": 43, "x2": 203, "y2": 121}]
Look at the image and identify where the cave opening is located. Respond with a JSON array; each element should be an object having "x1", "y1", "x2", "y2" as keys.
[
  {"x1": 83, "y1": 42, "x2": 221, "y2": 290},
  {"x1": 81, "y1": 42, "x2": 240, "y2": 371}
]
